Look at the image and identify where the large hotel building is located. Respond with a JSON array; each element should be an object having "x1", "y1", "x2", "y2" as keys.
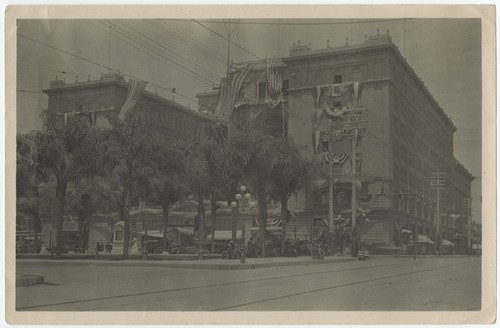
[
  {"x1": 198, "y1": 32, "x2": 474, "y2": 254},
  {"x1": 30, "y1": 32, "x2": 473, "y2": 255}
]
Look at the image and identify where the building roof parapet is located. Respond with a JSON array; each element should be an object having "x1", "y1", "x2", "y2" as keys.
[
  {"x1": 284, "y1": 34, "x2": 457, "y2": 132},
  {"x1": 454, "y1": 158, "x2": 475, "y2": 181},
  {"x1": 43, "y1": 73, "x2": 217, "y2": 122}
]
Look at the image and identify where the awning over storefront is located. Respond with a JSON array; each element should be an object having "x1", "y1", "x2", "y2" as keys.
[
  {"x1": 418, "y1": 235, "x2": 434, "y2": 244},
  {"x1": 442, "y1": 239, "x2": 455, "y2": 247},
  {"x1": 206, "y1": 230, "x2": 242, "y2": 241}
]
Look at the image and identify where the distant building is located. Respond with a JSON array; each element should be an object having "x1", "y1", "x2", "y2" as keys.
[
  {"x1": 43, "y1": 72, "x2": 218, "y2": 146},
  {"x1": 38, "y1": 72, "x2": 221, "y2": 250},
  {"x1": 198, "y1": 32, "x2": 474, "y2": 254}
]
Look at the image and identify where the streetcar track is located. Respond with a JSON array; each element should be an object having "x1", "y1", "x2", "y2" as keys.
[
  {"x1": 212, "y1": 262, "x2": 464, "y2": 311},
  {"x1": 16, "y1": 258, "x2": 469, "y2": 310}
]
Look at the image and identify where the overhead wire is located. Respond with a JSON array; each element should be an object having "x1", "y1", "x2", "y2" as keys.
[
  {"x1": 163, "y1": 18, "x2": 410, "y2": 26},
  {"x1": 103, "y1": 20, "x2": 220, "y2": 86},
  {"x1": 17, "y1": 33, "x2": 199, "y2": 104},
  {"x1": 154, "y1": 20, "x2": 227, "y2": 67}
]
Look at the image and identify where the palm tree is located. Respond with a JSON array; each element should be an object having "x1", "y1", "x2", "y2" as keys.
[
  {"x1": 229, "y1": 126, "x2": 277, "y2": 256},
  {"x1": 269, "y1": 137, "x2": 311, "y2": 255},
  {"x1": 107, "y1": 116, "x2": 155, "y2": 258},
  {"x1": 35, "y1": 110, "x2": 104, "y2": 257},
  {"x1": 150, "y1": 143, "x2": 188, "y2": 251}
]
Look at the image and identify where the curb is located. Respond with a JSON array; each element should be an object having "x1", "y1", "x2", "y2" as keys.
[
  {"x1": 17, "y1": 275, "x2": 44, "y2": 287},
  {"x1": 17, "y1": 256, "x2": 358, "y2": 270}
]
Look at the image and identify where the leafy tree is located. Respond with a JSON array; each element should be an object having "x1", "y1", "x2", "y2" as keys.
[
  {"x1": 107, "y1": 116, "x2": 156, "y2": 258},
  {"x1": 16, "y1": 132, "x2": 47, "y2": 243},
  {"x1": 35, "y1": 110, "x2": 104, "y2": 257},
  {"x1": 269, "y1": 137, "x2": 311, "y2": 254}
]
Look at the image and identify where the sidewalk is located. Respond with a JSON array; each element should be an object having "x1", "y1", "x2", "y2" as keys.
[
  {"x1": 17, "y1": 254, "x2": 358, "y2": 270},
  {"x1": 16, "y1": 274, "x2": 44, "y2": 287}
]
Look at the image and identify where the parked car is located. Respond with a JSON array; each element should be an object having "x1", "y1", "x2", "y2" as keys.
[{"x1": 357, "y1": 250, "x2": 370, "y2": 260}]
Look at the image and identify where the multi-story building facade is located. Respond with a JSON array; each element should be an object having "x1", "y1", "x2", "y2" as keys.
[
  {"x1": 44, "y1": 72, "x2": 216, "y2": 145},
  {"x1": 39, "y1": 72, "x2": 219, "y2": 250},
  {"x1": 198, "y1": 32, "x2": 474, "y2": 254}
]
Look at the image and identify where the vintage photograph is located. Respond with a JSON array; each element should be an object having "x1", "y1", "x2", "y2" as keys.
[{"x1": 6, "y1": 5, "x2": 495, "y2": 324}]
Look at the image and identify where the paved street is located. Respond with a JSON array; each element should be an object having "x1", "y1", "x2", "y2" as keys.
[{"x1": 16, "y1": 256, "x2": 480, "y2": 311}]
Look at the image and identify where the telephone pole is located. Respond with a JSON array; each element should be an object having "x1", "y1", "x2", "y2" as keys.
[
  {"x1": 464, "y1": 197, "x2": 471, "y2": 254},
  {"x1": 431, "y1": 171, "x2": 446, "y2": 256}
]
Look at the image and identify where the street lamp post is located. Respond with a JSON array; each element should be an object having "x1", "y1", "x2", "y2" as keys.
[{"x1": 231, "y1": 185, "x2": 253, "y2": 264}]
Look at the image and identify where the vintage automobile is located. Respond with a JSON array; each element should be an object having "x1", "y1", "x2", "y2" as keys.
[{"x1": 357, "y1": 250, "x2": 370, "y2": 260}]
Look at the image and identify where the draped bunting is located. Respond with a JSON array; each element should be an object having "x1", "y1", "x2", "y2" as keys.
[
  {"x1": 325, "y1": 82, "x2": 353, "y2": 97},
  {"x1": 214, "y1": 64, "x2": 252, "y2": 118},
  {"x1": 315, "y1": 82, "x2": 363, "y2": 102},
  {"x1": 323, "y1": 106, "x2": 352, "y2": 119},
  {"x1": 118, "y1": 79, "x2": 148, "y2": 120},
  {"x1": 266, "y1": 59, "x2": 283, "y2": 98},
  {"x1": 315, "y1": 152, "x2": 350, "y2": 165}
]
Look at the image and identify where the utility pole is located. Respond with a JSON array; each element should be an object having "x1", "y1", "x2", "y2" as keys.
[
  {"x1": 328, "y1": 139, "x2": 335, "y2": 255},
  {"x1": 351, "y1": 128, "x2": 358, "y2": 232},
  {"x1": 108, "y1": 25, "x2": 112, "y2": 73},
  {"x1": 465, "y1": 197, "x2": 471, "y2": 254},
  {"x1": 431, "y1": 171, "x2": 446, "y2": 256}
]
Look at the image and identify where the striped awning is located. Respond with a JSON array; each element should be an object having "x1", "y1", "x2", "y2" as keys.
[
  {"x1": 442, "y1": 239, "x2": 455, "y2": 247},
  {"x1": 418, "y1": 235, "x2": 434, "y2": 244}
]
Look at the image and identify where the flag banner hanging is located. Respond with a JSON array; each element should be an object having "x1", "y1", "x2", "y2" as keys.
[
  {"x1": 316, "y1": 85, "x2": 322, "y2": 105},
  {"x1": 311, "y1": 108, "x2": 323, "y2": 129},
  {"x1": 353, "y1": 82, "x2": 362, "y2": 100},
  {"x1": 118, "y1": 79, "x2": 148, "y2": 120},
  {"x1": 214, "y1": 64, "x2": 251, "y2": 119},
  {"x1": 266, "y1": 59, "x2": 283, "y2": 98}
]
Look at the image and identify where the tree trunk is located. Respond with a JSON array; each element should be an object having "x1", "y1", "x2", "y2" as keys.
[
  {"x1": 33, "y1": 211, "x2": 40, "y2": 242},
  {"x1": 257, "y1": 190, "x2": 267, "y2": 256},
  {"x1": 210, "y1": 198, "x2": 217, "y2": 253},
  {"x1": 55, "y1": 179, "x2": 68, "y2": 258},
  {"x1": 122, "y1": 190, "x2": 130, "y2": 258},
  {"x1": 231, "y1": 206, "x2": 237, "y2": 241},
  {"x1": 77, "y1": 210, "x2": 86, "y2": 250},
  {"x1": 198, "y1": 188, "x2": 205, "y2": 260},
  {"x1": 162, "y1": 200, "x2": 170, "y2": 252},
  {"x1": 281, "y1": 197, "x2": 288, "y2": 256}
]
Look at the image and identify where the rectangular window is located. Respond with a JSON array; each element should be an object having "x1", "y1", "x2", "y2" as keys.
[
  {"x1": 258, "y1": 82, "x2": 267, "y2": 99},
  {"x1": 334, "y1": 74, "x2": 343, "y2": 84},
  {"x1": 282, "y1": 80, "x2": 289, "y2": 96}
]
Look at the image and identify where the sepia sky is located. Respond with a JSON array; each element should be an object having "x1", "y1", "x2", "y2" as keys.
[{"x1": 16, "y1": 18, "x2": 482, "y2": 221}]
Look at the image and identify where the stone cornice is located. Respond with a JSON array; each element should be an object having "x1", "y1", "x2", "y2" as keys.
[{"x1": 43, "y1": 78, "x2": 216, "y2": 122}]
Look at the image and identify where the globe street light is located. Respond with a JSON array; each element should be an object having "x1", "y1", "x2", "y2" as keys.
[{"x1": 234, "y1": 185, "x2": 253, "y2": 264}]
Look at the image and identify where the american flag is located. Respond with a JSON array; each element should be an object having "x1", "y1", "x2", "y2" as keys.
[
  {"x1": 266, "y1": 59, "x2": 282, "y2": 98},
  {"x1": 214, "y1": 64, "x2": 252, "y2": 119},
  {"x1": 118, "y1": 79, "x2": 148, "y2": 120}
]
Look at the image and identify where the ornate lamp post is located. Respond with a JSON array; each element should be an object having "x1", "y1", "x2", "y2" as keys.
[{"x1": 231, "y1": 185, "x2": 253, "y2": 264}]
